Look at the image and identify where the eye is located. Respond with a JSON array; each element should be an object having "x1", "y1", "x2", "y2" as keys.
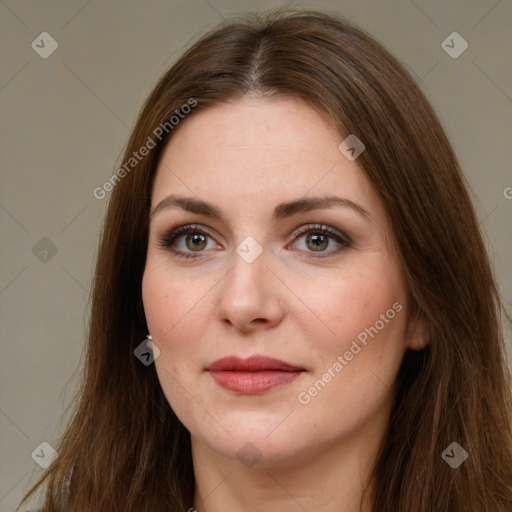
[
  {"x1": 157, "y1": 223, "x2": 351, "y2": 260},
  {"x1": 288, "y1": 224, "x2": 351, "y2": 257},
  {"x1": 157, "y1": 224, "x2": 220, "y2": 258}
]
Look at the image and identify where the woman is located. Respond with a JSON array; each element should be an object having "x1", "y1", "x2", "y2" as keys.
[{"x1": 20, "y1": 10, "x2": 512, "y2": 512}]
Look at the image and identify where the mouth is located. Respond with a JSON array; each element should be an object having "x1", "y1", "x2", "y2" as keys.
[{"x1": 206, "y1": 355, "x2": 305, "y2": 394}]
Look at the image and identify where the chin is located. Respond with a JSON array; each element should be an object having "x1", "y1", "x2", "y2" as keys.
[{"x1": 191, "y1": 414, "x2": 318, "y2": 469}]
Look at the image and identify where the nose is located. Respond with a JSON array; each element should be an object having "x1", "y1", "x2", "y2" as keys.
[{"x1": 216, "y1": 248, "x2": 285, "y2": 332}]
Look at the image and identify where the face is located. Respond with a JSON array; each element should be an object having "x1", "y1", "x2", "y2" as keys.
[{"x1": 142, "y1": 96, "x2": 422, "y2": 468}]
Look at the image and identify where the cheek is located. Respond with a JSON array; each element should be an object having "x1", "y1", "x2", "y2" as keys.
[
  {"x1": 141, "y1": 265, "x2": 214, "y2": 407},
  {"x1": 142, "y1": 264, "x2": 215, "y2": 343},
  {"x1": 298, "y1": 273, "x2": 408, "y2": 417},
  {"x1": 142, "y1": 266, "x2": 212, "y2": 421},
  {"x1": 292, "y1": 262, "x2": 409, "y2": 420},
  {"x1": 295, "y1": 265, "x2": 407, "y2": 356}
]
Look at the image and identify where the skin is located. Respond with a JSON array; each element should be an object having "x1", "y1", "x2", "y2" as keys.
[{"x1": 142, "y1": 96, "x2": 426, "y2": 512}]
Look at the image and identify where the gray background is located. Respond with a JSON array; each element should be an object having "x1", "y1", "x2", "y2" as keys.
[{"x1": 1, "y1": 0, "x2": 511, "y2": 510}]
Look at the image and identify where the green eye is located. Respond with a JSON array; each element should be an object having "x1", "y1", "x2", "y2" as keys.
[
  {"x1": 158, "y1": 224, "x2": 218, "y2": 259},
  {"x1": 290, "y1": 224, "x2": 351, "y2": 257},
  {"x1": 158, "y1": 223, "x2": 351, "y2": 260},
  {"x1": 185, "y1": 233, "x2": 208, "y2": 251},
  {"x1": 305, "y1": 232, "x2": 329, "y2": 251}
]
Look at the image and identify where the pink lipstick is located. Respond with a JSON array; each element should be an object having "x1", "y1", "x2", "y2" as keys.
[{"x1": 206, "y1": 355, "x2": 304, "y2": 394}]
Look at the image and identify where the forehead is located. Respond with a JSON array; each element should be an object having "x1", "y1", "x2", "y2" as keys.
[
  {"x1": 161, "y1": 96, "x2": 341, "y2": 161},
  {"x1": 151, "y1": 96, "x2": 384, "y2": 223}
]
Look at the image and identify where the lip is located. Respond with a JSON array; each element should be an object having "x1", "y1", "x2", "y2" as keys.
[{"x1": 206, "y1": 355, "x2": 305, "y2": 394}]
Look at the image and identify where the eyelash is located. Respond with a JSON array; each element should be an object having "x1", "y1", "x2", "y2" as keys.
[{"x1": 157, "y1": 223, "x2": 352, "y2": 260}]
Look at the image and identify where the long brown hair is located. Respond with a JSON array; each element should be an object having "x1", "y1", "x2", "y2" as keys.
[{"x1": 20, "y1": 10, "x2": 512, "y2": 512}]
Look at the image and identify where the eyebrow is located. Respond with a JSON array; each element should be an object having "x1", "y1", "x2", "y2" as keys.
[{"x1": 150, "y1": 194, "x2": 371, "y2": 222}]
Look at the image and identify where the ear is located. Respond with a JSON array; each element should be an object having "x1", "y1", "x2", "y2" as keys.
[{"x1": 405, "y1": 307, "x2": 429, "y2": 351}]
